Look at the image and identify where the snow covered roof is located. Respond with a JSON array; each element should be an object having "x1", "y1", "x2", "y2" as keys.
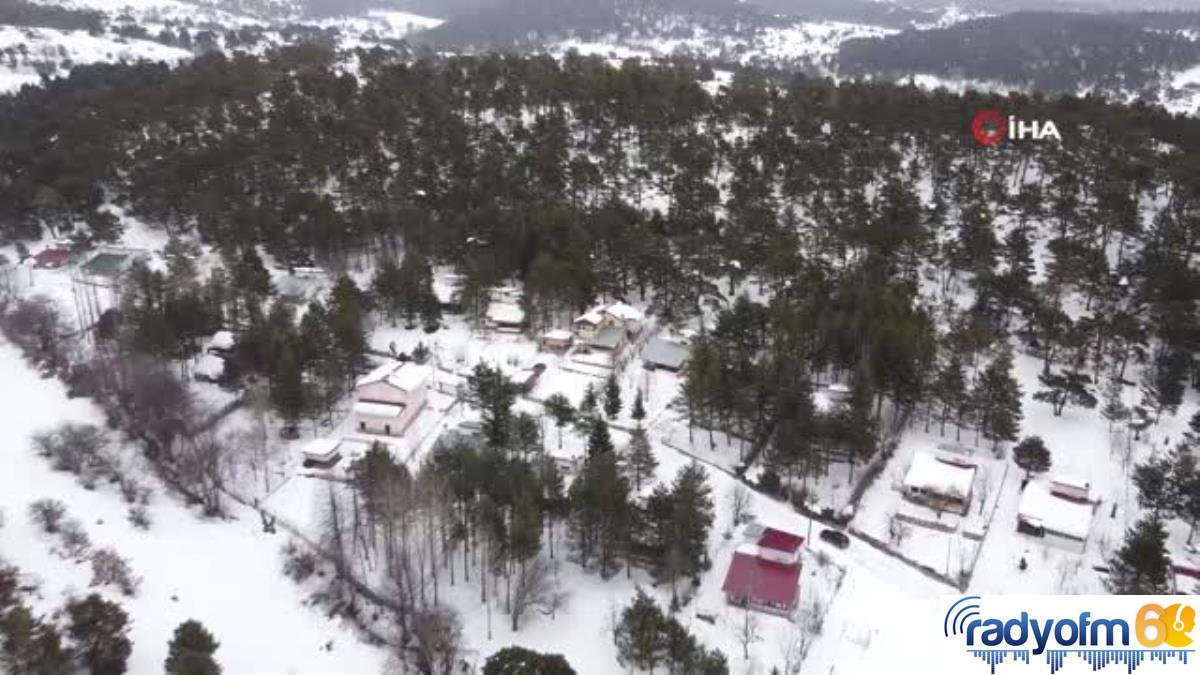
[
  {"x1": 353, "y1": 401, "x2": 406, "y2": 418},
  {"x1": 207, "y1": 330, "x2": 235, "y2": 351},
  {"x1": 541, "y1": 329, "x2": 573, "y2": 342},
  {"x1": 302, "y1": 437, "x2": 342, "y2": 463},
  {"x1": 573, "y1": 307, "x2": 605, "y2": 325},
  {"x1": 1019, "y1": 481, "x2": 1094, "y2": 541},
  {"x1": 642, "y1": 337, "x2": 689, "y2": 370},
  {"x1": 604, "y1": 302, "x2": 643, "y2": 322},
  {"x1": 1052, "y1": 474, "x2": 1091, "y2": 491},
  {"x1": 356, "y1": 361, "x2": 432, "y2": 392},
  {"x1": 486, "y1": 302, "x2": 525, "y2": 326},
  {"x1": 758, "y1": 527, "x2": 804, "y2": 554},
  {"x1": 194, "y1": 354, "x2": 225, "y2": 379},
  {"x1": 902, "y1": 452, "x2": 976, "y2": 501}
]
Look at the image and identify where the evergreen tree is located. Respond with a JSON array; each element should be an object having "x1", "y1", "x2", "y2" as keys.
[
  {"x1": 586, "y1": 419, "x2": 615, "y2": 459},
  {"x1": 543, "y1": 393, "x2": 575, "y2": 450},
  {"x1": 1033, "y1": 370, "x2": 1097, "y2": 416},
  {"x1": 1106, "y1": 517, "x2": 1172, "y2": 595},
  {"x1": 631, "y1": 388, "x2": 646, "y2": 425},
  {"x1": 973, "y1": 347, "x2": 1023, "y2": 449},
  {"x1": 603, "y1": 374, "x2": 622, "y2": 419},
  {"x1": 1134, "y1": 455, "x2": 1178, "y2": 517},
  {"x1": 1012, "y1": 436, "x2": 1051, "y2": 481},
  {"x1": 483, "y1": 646, "x2": 575, "y2": 675},
  {"x1": 269, "y1": 343, "x2": 305, "y2": 423},
  {"x1": 66, "y1": 594, "x2": 131, "y2": 675},
  {"x1": 165, "y1": 620, "x2": 221, "y2": 675},
  {"x1": 467, "y1": 363, "x2": 517, "y2": 450},
  {"x1": 626, "y1": 427, "x2": 657, "y2": 491},
  {"x1": 579, "y1": 383, "x2": 598, "y2": 417},
  {"x1": 0, "y1": 605, "x2": 71, "y2": 675},
  {"x1": 613, "y1": 589, "x2": 663, "y2": 671}
]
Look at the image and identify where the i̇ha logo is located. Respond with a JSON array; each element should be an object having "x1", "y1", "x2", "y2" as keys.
[{"x1": 971, "y1": 109, "x2": 1061, "y2": 146}]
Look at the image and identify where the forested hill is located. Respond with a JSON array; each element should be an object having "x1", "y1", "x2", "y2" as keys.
[
  {"x1": 4, "y1": 47, "x2": 1200, "y2": 470},
  {"x1": 838, "y1": 11, "x2": 1200, "y2": 93},
  {"x1": 413, "y1": 0, "x2": 765, "y2": 48}
]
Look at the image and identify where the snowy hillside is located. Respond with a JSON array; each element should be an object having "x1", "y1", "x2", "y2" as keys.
[{"x1": 0, "y1": 24, "x2": 190, "y2": 93}]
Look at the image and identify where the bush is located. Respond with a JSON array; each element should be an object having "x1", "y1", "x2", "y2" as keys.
[
  {"x1": 59, "y1": 518, "x2": 91, "y2": 559},
  {"x1": 90, "y1": 548, "x2": 141, "y2": 597},
  {"x1": 484, "y1": 646, "x2": 576, "y2": 674},
  {"x1": 127, "y1": 505, "x2": 151, "y2": 530},
  {"x1": 282, "y1": 542, "x2": 317, "y2": 582},
  {"x1": 28, "y1": 499, "x2": 67, "y2": 534}
]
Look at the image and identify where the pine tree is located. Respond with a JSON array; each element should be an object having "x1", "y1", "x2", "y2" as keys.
[
  {"x1": 604, "y1": 374, "x2": 622, "y2": 419},
  {"x1": 626, "y1": 427, "x2": 657, "y2": 491},
  {"x1": 1012, "y1": 436, "x2": 1051, "y2": 481},
  {"x1": 973, "y1": 347, "x2": 1023, "y2": 449},
  {"x1": 543, "y1": 393, "x2": 575, "y2": 450},
  {"x1": 1032, "y1": 370, "x2": 1097, "y2": 416},
  {"x1": 165, "y1": 620, "x2": 221, "y2": 675},
  {"x1": 1134, "y1": 456, "x2": 1178, "y2": 517},
  {"x1": 1106, "y1": 517, "x2": 1172, "y2": 595},
  {"x1": 483, "y1": 646, "x2": 575, "y2": 675},
  {"x1": 613, "y1": 589, "x2": 663, "y2": 671},
  {"x1": 587, "y1": 419, "x2": 615, "y2": 459},
  {"x1": 1171, "y1": 448, "x2": 1200, "y2": 544},
  {"x1": 631, "y1": 388, "x2": 646, "y2": 425},
  {"x1": 0, "y1": 605, "x2": 71, "y2": 675},
  {"x1": 580, "y1": 383, "x2": 598, "y2": 417},
  {"x1": 467, "y1": 363, "x2": 517, "y2": 450},
  {"x1": 269, "y1": 343, "x2": 305, "y2": 423},
  {"x1": 66, "y1": 594, "x2": 132, "y2": 675}
]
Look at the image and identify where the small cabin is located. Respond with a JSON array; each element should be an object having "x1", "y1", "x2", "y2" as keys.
[
  {"x1": 901, "y1": 452, "x2": 976, "y2": 515},
  {"x1": 539, "y1": 329, "x2": 573, "y2": 353}
]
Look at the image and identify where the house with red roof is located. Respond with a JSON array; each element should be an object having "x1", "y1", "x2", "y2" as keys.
[
  {"x1": 32, "y1": 247, "x2": 71, "y2": 269},
  {"x1": 721, "y1": 526, "x2": 804, "y2": 616}
]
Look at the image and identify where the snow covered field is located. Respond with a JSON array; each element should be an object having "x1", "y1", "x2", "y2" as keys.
[{"x1": 0, "y1": 340, "x2": 389, "y2": 674}]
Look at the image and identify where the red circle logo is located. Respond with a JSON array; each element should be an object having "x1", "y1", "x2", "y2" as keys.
[{"x1": 971, "y1": 109, "x2": 1006, "y2": 146}]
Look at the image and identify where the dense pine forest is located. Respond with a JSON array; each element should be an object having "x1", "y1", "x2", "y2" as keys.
[
  {"x1": 1, "y1": 45, "x2": 1199, "y2": 474},
  {"x1": 839, "y1": 11, "x2": 1200, "y2": 93}
]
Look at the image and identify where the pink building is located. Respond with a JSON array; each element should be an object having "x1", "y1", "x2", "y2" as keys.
[
  {"x1": 721, "y1": 527, "x2": 805, "y2": 616},
  {"x1": 353, "y1": 362, "x2": 432, "y2": 437}
]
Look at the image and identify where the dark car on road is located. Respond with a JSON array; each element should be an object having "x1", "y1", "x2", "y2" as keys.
[{"x1": 819, "y1": 528, "x2": 850, "y2": 549}]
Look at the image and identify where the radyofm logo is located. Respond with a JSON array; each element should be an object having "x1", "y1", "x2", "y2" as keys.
[{"x1": 943, "y1": 595, "x2": 1196, "y2": 673}]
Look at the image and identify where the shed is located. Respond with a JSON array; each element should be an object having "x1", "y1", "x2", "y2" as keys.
[
  {"x1": 485, "y1": 302, "x2": 526, "y2": 331},
  {"x1": 539, "y1": 329, "x2": 573, "y2": 353},
  {"x1": 642, "y1": 337, "x2": 689, "y2": 372}
]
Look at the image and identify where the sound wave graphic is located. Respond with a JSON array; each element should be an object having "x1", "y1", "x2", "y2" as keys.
[
  {"x1": 946, "y1": 596, "x2": 982, "y2": 637},
  {"x1": 969, "y1": 649, "x2": 1194, "y2": 674}
]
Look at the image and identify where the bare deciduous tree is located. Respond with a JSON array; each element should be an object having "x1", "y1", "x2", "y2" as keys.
[
  {"x1": 90, "y1": 548, "x2": 141, "y2": 597},
  {"x1": 509, "y1": 555, "x2": 567, "y2": 632},
  {"x1": 410, "y1": 606, "x2": 462, "y2": 675}
]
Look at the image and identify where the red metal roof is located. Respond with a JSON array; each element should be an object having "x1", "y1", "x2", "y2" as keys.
[
  {"x1": 33, "y1": 248, "x2": 70, "y2": 267},
  {"x1": 758, "y1": 527, "x2": 805, "y2": 553},
  {"x1": 721, "y1": 551, "x2": 801, "y2": 609}
]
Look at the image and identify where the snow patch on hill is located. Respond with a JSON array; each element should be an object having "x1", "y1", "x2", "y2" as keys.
[{"x1": 0, "y1": 24, "x2": 191, "y2": 94}]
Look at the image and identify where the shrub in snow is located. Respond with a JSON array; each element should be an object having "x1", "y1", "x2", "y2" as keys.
[
  {"x1": 282, "y1": 541, "x2": 317, "y2": 582},
  {"x1": 90, "y1": 548, "x2": 141, "y2": 597},
  {"x1": 32, "y1": 423, "x2": 108, "y2": 476},
  {"x1": 59, "y1": 518, "x2": 91, "y2": 559},
  {"x1": 28, "y1": 498, "x2": 67, "y2": 534},
  {"x1": 127, "y1": 505, "x2": 151, "y2": 531}
]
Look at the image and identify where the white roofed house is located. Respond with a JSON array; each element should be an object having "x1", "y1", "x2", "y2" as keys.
[
  {"x1": 901, "y1": 452, "x2": 977, "y2": 516},
  {"x1": 353, "y1": 362, "x2": 433, "y2": 437},
  {"x1": 1017, "y1": 480, "x2": 1095, "y2": 552},
  {"x1": 484, "y1": 302, "x2": 526, "y2": 332},
  {"x1": 573, "y1": 301, "x2": 645, "y2": 348}
]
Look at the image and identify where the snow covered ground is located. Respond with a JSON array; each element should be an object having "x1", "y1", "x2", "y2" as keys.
[
  {"x1": 0, "y1": 24, "x2": 191, "y2": 94},
  {"x1": 0, "y1": 340, "x2": 389, "y2": 674}
]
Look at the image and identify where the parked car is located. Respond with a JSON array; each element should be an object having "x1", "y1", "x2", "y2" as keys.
[{"x1": 819, "y1": 528, "x2": 850, "y2": 549}]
